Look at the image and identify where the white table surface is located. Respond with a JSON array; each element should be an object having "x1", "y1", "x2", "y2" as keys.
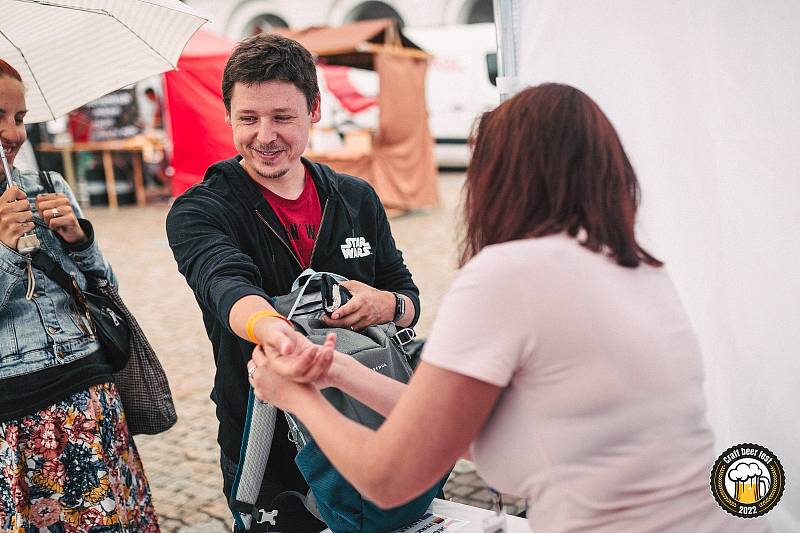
[{"x1": 321, "y1": 498, "x2": 530, "y2": 532}]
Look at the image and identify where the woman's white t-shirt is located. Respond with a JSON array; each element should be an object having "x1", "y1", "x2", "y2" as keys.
[{"x1": 422, "y1": 235, "x2": 768, "y2": 532}]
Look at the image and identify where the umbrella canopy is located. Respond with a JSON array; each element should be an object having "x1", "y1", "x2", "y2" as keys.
[{"x1": 0, "y1": 0, "x2": 206, "y2": 123}]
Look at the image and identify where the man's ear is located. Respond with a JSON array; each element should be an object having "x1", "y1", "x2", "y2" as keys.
[
  {"x1": 310, "y1": 95, "x2": 322, "y2": 124},
  {"x1": 225, "y1": 109, "x2": 232, "y2": 126}
]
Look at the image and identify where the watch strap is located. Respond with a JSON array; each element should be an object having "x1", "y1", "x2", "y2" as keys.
[{"x1": 392, "y1": 292, "x2": 405, "y2": 323}]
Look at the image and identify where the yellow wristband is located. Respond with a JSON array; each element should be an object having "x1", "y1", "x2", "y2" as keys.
[{"x1": 245, "y1": 310, "x2": 292, "y2": 343}]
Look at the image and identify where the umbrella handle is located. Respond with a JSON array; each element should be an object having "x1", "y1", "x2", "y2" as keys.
[
  {"x1": 0, "y1": 139, "x2": 40, "y2": 253},
  {"x1": 0, "y1": 139, "x2": 14, "y2": 185}
]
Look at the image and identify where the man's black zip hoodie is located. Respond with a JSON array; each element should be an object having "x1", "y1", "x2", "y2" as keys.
[{"x1": 166, "y1": 156, "x2": 420, "y2": 492}]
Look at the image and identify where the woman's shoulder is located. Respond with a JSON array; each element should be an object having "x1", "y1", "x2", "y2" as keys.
[
  {"x1": 455, "y1": 238, "x2": 553, "y2": 291},
  {"x1": 462, "y1": 234, "x2": 624, "y2": 291},
  {"x1": 471, "y1": 234, "x2": 575, "y2": 270}
]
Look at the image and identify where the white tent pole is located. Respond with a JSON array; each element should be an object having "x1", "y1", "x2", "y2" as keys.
[{"x1": 492, "y1": 0, "x2": 521, "y2": 101}]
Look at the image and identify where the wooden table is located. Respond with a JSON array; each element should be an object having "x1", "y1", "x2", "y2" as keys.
[{"x1": 37, "y1": 136, "x2": 161, "y2": 209}]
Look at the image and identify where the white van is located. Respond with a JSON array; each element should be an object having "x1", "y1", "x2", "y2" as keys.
[{"x1": 404, "y1": 23, "x2": 499, "y2": 167}]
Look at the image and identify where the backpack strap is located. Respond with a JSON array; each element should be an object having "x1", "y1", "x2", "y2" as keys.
[
  {"x1": 290, "y1": 268, "x2": 318, "y2": 292},
  {"x1": 287, "y1": 269, "x2": 348, "y2": 320},
  {"x1": 230, "y1": 391, "x2": 278, "y2": 531},
  {"x1": 290, "y1": 268, "x2": 347, "y2": 293}
]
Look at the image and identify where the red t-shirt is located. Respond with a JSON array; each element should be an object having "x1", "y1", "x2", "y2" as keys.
[{"x1": 258, "y1": 168, "x2": 322, "y2": 268}]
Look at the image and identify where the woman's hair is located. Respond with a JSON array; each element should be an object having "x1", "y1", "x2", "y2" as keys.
[
  {"x1": 0, "y1": 59, "x2": 23, "y2": 82},
  {"x1": 460, "y1": 83, "x2": 662, "y2": 268}
]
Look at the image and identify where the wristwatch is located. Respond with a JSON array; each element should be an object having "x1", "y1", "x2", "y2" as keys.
[{"x1": 392, "y1": 292, "x2": 405, "y2": 323}]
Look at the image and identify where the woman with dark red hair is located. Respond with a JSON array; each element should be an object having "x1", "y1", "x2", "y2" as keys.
[{"x1": 247, "y1": 84, "x2": 769, "y2": 532}]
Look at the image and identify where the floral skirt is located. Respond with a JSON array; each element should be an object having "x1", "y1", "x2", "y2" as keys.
[{"x1": 0, "y1": 382, "x2": 159, "y2": 532}]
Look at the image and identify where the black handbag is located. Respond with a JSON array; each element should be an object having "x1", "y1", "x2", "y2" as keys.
[
  {"x1": 30, "y1": 251, "x2": 130, "y2": 371},
  {"x1": 30, "y1": 247, "x2": 177, "y2": 434},
  {"x1": 97, "y1": 276, "x2": 178, "y2": 435},
  {"x1": 29, "y1": 171, "x2": 177, "y2": 435}
]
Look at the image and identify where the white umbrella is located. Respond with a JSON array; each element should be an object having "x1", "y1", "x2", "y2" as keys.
[{"x1": 0, "y1": 0, "x2": 207, "y2": 123}]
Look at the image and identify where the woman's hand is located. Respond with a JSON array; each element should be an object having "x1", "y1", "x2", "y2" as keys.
[
  {"x1": 35, "y1": 193, "x2": 86, "y2": 244},
  {"x1": 247, "y1": 334, "x2": 335, "y2": 410},
  {"x1": 247, "y1": 350, "x2": 309, "y2": 410},
  {"x1": 254, "y1": 330, "x2": 336, "y2": 383},
  {"x1": 0, "y1": 184, "x2": 33, "y2": 250}
]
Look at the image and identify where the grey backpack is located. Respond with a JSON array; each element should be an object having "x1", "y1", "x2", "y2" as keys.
[{"x1": 230, "y1": 270, "x2": 419, "y2": 532}]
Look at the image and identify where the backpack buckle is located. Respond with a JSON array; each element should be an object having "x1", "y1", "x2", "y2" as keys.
[
  {"x1": 286, "y1": 415, "x2": 308, "y2": 449},
  {"x1": 393, "y1": 327, "x2": 416, "y2": 347},
  {"x1": 256, "y1": 508, "x2": 279, "y2": 526}
]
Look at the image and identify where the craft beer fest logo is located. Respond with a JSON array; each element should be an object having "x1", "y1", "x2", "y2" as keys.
[{"x1": 710, "y1": 443, "x2": 785, "y2": 518}]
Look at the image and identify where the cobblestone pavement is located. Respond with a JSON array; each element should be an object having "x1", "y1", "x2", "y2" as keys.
[{"x1": 84, "y1": 172, "x2": 524, "y2": 533}]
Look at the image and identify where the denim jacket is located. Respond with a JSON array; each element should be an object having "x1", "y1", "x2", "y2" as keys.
[{"x1": 0, "y1": 167, "x2": 115, "y2": 379}]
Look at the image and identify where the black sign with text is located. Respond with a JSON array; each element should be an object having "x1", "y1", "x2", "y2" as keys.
[{"x1": 79, "y1": 87, "x2": 142, "y2": 141}]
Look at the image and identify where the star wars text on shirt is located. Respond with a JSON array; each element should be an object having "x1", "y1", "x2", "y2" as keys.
[{"x1": 340, "y1": 237, "x2": 372, "y2": 259}]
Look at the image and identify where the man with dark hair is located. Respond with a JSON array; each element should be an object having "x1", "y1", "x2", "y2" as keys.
[{"x1": 166, "y1": 33, "x2": 420, "y2": 531}]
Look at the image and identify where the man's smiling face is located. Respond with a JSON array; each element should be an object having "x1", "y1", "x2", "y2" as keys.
[{"x1": 226, "y1": 80, "x2": 320, "y2": 183}]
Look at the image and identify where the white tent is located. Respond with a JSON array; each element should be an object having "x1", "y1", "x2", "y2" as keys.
[{"x1": 496, "y1": 1, "x2": 799, "y2": 530}]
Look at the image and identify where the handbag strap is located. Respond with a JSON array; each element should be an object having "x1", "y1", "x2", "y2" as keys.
[
  {"x1": 28, "y1": 170, "x2": 106, "y2": 303},
  {"x1": 39, "y1": 170, "x2": 56, "y2": 193},
  {"x1": 30, "y1": 250, "x2": 80, "y2": 296},
  {"x1": 29, "y1": 250, "x2": 95, "y2": 334},
  {"x1": 29, "y1": 171, "x2": 74, "y2": 292}
]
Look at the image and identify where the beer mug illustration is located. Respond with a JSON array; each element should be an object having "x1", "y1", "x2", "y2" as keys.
[{"x1": 728, "y1": 461, "x2": 770, "y2": 503}]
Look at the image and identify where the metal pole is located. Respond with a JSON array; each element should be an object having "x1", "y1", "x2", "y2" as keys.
[{"x1": 493, "y1": 0, "x2": 521, "y2": 101}]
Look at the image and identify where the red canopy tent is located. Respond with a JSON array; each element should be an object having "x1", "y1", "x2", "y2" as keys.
[{"x1": 163, "y1": 29, "x2": 236, "y2": 197}]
